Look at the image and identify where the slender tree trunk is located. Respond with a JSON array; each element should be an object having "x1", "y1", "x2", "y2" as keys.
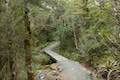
[
  {"x1": 73, "y1": 26, "x2": 79, "y2": 50},
  {"x1": 73, "y1": 22, "x2": 81, "y2": 50},
  {"x1": 73, "y1": 0, "x2": 89, "y2": 54},
  {"x1": 24, "y1": 0, "x2": 34, "y2": 80}
]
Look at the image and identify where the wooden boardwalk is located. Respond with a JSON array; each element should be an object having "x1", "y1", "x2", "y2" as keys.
[{"x1": 43, "y1": 42, "x2": 94, "y2": 80}]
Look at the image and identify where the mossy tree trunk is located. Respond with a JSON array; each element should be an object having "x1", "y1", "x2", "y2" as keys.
[{"x1": 24, "y1": 0, "x2": 34, "y2": 80}]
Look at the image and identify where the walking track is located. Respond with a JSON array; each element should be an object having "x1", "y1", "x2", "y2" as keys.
[{"x1": 43, "y1": 41, "x2": 94, "y2": 80}]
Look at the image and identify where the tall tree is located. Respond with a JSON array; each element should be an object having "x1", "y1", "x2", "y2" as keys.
[{"x1": 24, "y1": 0, "x2": 34, "y2": 80}]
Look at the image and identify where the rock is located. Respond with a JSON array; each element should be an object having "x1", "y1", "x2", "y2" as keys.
[
  {"x1": 50, "y1": 63, "x2": 63, "y2": 72},
  {"x1": 48, "y1": 70, "x2": 59, "y2": 76},
  {"x1": 35, "y1": 71, "x2": 47, "y2": 80},
  {"x1": 43, "y1": 69, "x2": 63, "y2": 80},
  {"x1": 44, "y1": 75, "x2": 57, "y2": 80},
  {"x1": 50, "y1": 63, "x2": 59, "y2": 71},
  {"x1": 58, "y1": 66, "x2": 63, "y2": 72},
  {"x1": 44, "y1": 75, "x2": 62, "y2": 80}
]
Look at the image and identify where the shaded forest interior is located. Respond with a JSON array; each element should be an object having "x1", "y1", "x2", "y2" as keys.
[{"x1": 0, "y1": 0, "x2": 120, "y2": 80}]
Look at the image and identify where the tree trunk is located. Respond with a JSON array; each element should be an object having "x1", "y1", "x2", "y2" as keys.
[
  {"x1": 24, "y1": 0, "x2": 34, "y2": 80},
  {"x1": 73, "y1": 0, "x2": 89, "y2": 54}
]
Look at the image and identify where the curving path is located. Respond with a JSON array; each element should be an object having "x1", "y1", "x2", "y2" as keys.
[{"x1": 43, "y1": 41, "x2": 94, "y2": 80}]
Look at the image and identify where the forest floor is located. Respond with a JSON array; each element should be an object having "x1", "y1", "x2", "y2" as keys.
[{"x1": 35, "y1": 42, "x2": 95, "y2": 80}]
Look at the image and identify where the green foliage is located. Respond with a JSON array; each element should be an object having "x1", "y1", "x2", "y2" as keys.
[
  {"x1": 0, "y1": 0, "x2": 120, "y2": 80},
  {"x1": 60, "y1": 50, "x2": 81, "y2": 61}
]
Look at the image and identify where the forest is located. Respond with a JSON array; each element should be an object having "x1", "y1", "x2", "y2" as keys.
[{"x1": 0, "y1": 0, "x2": 120, "y2": 80}]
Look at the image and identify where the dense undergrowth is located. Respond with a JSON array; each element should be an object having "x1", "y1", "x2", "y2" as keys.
[{"x1": 0, "y1": 0, "x2": 120, "y2": 80}]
